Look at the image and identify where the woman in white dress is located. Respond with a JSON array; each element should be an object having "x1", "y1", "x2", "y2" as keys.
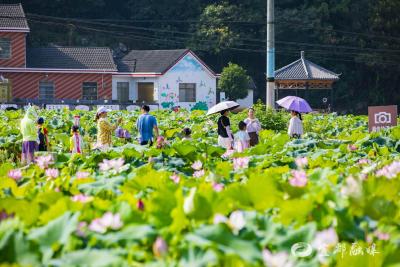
[{"x1": 288, "y1": 110, "x2": 304, "y2": 138}]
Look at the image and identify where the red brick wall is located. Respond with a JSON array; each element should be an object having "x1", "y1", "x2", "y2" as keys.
[
  {"x1": 3, "y1": 72, "x2": 112, "y2": 99},
  {"x1": 0, "y1": 32, "x2": 26, "y2": 68}
]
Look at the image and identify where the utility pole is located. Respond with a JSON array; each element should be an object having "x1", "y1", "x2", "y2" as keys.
[{"x1": 266, "y1": 0, "x2": 275, "y2": 109}]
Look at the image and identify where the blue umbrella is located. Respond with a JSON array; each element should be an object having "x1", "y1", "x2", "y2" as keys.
[{"x1": 276, "y1": 96, "x2": 312, "y2": 113}]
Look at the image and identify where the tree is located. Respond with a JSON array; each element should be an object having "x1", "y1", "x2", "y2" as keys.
[{"x1": 218, "y1": 63, "x2": 250, "y2": 101}]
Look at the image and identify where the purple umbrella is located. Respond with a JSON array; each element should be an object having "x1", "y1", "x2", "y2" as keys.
[{"x1": 276, "y1": 96, "x2": 312, "y2": 113}]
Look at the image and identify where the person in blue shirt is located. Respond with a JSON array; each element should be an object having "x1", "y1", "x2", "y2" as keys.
[{"x1": 136, "y1": 105, "x2": 159, "y2": 146}]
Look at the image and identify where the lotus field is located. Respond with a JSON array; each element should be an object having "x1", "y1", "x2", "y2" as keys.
[{"x1": 0, "y1": 105, "x2": 400, "y2": 267}]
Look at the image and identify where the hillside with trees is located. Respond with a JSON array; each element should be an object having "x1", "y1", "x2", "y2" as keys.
[{"x1": 3, "y1": 0, "x2": 400, "y2": 113}]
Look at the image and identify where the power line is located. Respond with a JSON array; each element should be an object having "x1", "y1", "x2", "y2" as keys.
[
  {"x1": 27, "y1": 19, "x2": 400, "y2": 67},
  {"x1": 24, "y1": 13, "x2": 400, "y2": 54}
]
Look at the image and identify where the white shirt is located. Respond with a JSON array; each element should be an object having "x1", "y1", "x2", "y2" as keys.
[
  {"x1": 288, "y1": 117, "x2": 303, "y2": 136},
  {"x1": 244, "y1": 118, "x2": 261, "y2": 133}
]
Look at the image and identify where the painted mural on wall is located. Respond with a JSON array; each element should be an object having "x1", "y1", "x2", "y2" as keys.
[
  {"x1": 159, "y1": 53, "x2": 216, "y2": 110},
  {"x1": 170, "y1": 54, "x2": 204, "y2": 73}
]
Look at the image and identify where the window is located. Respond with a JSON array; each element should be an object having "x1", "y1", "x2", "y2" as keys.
[
  {"x1": 179, "y1": 83, "x2": 196, "y2": 102},
  {"x1": 39, "y1": 81, "x2": 55, "y2": 100},
  {"x1": 82, "y1": 82, "x2": 97, "y2": 100},
  {"x1": 0, "y1": 38, "x2": 11, "y2": 59},
  {"x1": 117, "y1": 82, "x2": 129, "y2": 102}
]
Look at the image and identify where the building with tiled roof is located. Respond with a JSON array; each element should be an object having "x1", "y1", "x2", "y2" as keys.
[
  {"x1": 0, "y1": 3, "x2": 217, "y2": 109},
  {"x1": 275, "y1": 51, "x2": 340, "y2": 108},
  {"x1": 275, "y1": 51, "x2": 340, "y2": 81},
  {"x1": 27, "y1": 46, "x2": 117, "y2": 71},
  {"x1": 0, "y1": 4, "x2": 29, "y2": 32}
]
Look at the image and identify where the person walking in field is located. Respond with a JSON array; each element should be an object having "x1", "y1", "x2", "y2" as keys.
[
  {"x1": 244, "y1": 108, "x2": 261, "y2": 146},
  {"x1": 288, "y1": 110, "x2": 304, "y2": 138},
  {"x1": 217, "y1": 109, "x2": 234, "y2": 150},
  {"x1": 70, "y1": 125, "x2": 84, "y2": 154},
  {"x1": 37, "y1": 117, "x2": 49, "y2": 152},
  {"x1": 95, "y1": 107, "x2": 121, "y2": 150},
  {"x1": 20, "y1": 106, "x2": 38, "y2": 164},
  {"x1": 136, "y1": 105, "x2": 159, "y2": 146}
]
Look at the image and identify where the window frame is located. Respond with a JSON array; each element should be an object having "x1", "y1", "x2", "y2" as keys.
[
  {"x1": 38, "y1": 81, "x2": 55, "y2": 100},
  {"x1": 179, "y1": 83, "x2": 196, "y2": 102},
  {"x1": 0, "y1": 37, "x2": 11, "y2": 59},
  {"x1": 116, "y1": 81, "x2": 130, "y2": 102},
  {"x1": 82, "y1": 82, "x2": 98, "y2": 101}
]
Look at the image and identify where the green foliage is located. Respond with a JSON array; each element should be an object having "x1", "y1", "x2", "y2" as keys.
[
  {"x1": 218, "y1": 63, "x2": 250, "y2": 100},
  {"x1": 252, "y1": 100, "x2": 289, "y2": 131},
  {"x1": 0, "y1": 109, "x2": 399, "y2": 266}
]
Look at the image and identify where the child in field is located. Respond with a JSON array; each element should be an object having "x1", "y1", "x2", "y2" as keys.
[
  {"x1": 234, "y1": 121, "x2": 250, "y2": 153},
  {"x1": 37, "y1": 117, "x2": 49, "y2": 152},
  {"x1": 70, "y1": 125, "x2": 84, "y2": 154},
  {"x1": 182, "y1": 128, "x2": 192, "y2": 141}
]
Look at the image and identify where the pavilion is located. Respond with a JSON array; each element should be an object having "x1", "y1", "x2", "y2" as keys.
[{"x1": 275, "y1": 51, "x2": 340, "y2": 110}]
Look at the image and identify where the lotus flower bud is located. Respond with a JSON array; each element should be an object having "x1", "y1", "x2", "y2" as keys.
[
  {"x1": 153, "y1": 237, "x2": 168, "y2": 257},
  {"x1": 137, "y1": 199, "x2": 145, "y2": 211},
  {"x1": 183, "y1": 188, "x2": 196, "y2": 214}
]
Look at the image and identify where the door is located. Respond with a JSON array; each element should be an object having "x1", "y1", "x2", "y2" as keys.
[
  {"x1": 0, "y1": 81, "x2": 10, "y2": 102},
  {"x1": 117, "y1": 82, "x2": 129, "y2": 103},
  {"x1": 137, "y1": 82, "x2": 154, "y2": 103}
]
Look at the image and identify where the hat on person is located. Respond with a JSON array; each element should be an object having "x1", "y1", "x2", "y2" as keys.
[{"x1": 96, "y1": 106, "x2": 111, "y2": 115}]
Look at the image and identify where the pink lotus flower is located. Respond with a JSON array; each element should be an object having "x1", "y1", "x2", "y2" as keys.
[
  {"x1": 99, "y1": 158, "x2": 127, "y2": 174},
  {"x1": 71, "y1": 194, "x2": 93, "y2": 203},
  {"x1": 341, "y1": 176, "x2": 362, "y2": 198},
  {"x1": 36, "y1": 154, "x2": 54, "y2": 169},
  {"x1": 228, "y1": 210, "x2": 246, "y2": 234},
  {"x1": 213, "y1": 214, "x2": 228, "y2": 224},
  {"x1": 100, "y1": 212, "x2": 123, "y2": 230},
  {"x1": 88, "y1": 218, "x2": 107, "y2": 234},
  {"x1": 153, "y1": 237, "x2": 168, "y2": 257},
  {"x1": 76, "y1": 171, "x2": 90, "y2": 179},
  {"x1": 89, "y1": 212, "x2": 123, "y2": 233},
  {"x1": 76, "y1": 221, "x2": 87, "y2": 237},
  {"x1": 193, "y1": 169, "x2": 205, "y2": 178},
  {"x1": 262, "y1": 249, "x2": 294, "y2": 267},
  {"x1": 45, "y1": 168, "x2": 59, "y2": 179},
  {"x1": 374, "y1": 231, "x2": 390, "y2": 241},
  {"x1": 212, "y1": 182, "x2": 224, "y2": 192},
  {"x1": 8, "y1": 169, "x2": 22, "y2": 181},
  {"x1": 191, "y1": 160, "x2": 203, "y2": 171},
  {"x1": 233, "y1": 157, "x2": 250, "y2": 170},
  {"x1": 289, "y1": 170, "x2": 308, "y2": 187},
  {"x1": 54, "y1": 187, "x2": 60, "y2": 192},
  {"x1": 358, "y1": 158, "x2": 370, "y2": 165},
  {"x1": 348, "y1": 144, "x2": 357, "y2": 151},
  {"x1": 312, "y1": 228, "x2": 338, "y2": 249},
  {"x1": 222, "y1": 149, "x2": 235, "y2": 159},
  {"x1": 376, "y1": 161, "x2": 400, "y2": 179},
  {"x1": 137, "y1": 199, "x2": 145, "y2": 211},
  {"x1": 170, "y1": 173, "x2": 180, "y2": 184},
  {"x1": 295, "y1": 157, "x2": 308, "y2": 168}
]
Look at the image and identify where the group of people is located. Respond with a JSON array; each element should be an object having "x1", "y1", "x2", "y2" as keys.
[
  {"x1": 20, "y1": 104, "x2": 304, "y2": 164},
  {"x1": 217, "y1": 108, "x2": 262, "y2": 152},
  {"x1": 217, "y1": 107, "x2": 304, "y2": 152}
]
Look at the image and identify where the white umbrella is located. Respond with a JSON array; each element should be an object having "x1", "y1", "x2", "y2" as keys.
[{"x1": 206, "y1": 101, "x2": 240, "y2": 115}]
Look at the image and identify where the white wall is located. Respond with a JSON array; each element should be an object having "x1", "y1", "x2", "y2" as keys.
[
  {"x1": 112, "y1": 76, "x2": 159, "y2": 102},
  {"x1": 236, "y1": 90, "x2": 254, "y2": 108},
  {"x1": 112, "y1": 52, "x2": 217, "y2": 110},
  {"x1": 158, "y1": 52, "x2": 216, "y2": 110}
]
